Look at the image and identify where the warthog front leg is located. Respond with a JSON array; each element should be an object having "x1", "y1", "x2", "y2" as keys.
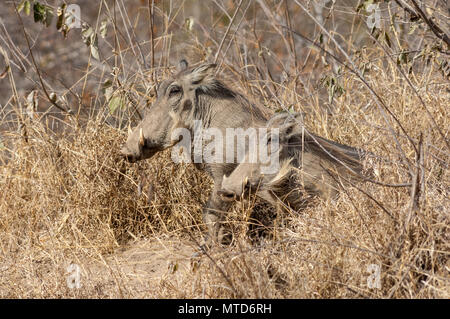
[{"x1": 203, "y1": 187, "x2": 233, "y2": 245}]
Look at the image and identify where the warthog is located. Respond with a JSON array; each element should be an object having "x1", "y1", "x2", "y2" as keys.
[
  {"x1": 121, "y1": 60, "x2": 271, "y2": 243},
  {"x1": 219, "y1": 112, "x2": 368, "y2": 212}
]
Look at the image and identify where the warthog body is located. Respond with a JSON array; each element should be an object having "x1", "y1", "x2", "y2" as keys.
[
  {"x1": 220, "y1": 112, "x2": 367, "y2": 212},
  {"x1": 121, "y1": 61, "x2": 271, "y2": 243}
]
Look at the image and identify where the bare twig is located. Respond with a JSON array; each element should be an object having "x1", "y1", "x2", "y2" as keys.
[
  {"x1": 406, "y1": 133, "x2": 424, "y2": 228},
  {"x1": 284, "y1": 2, "x2": 418, "y2": 176},
  {"x1": 148, "y1": 0, "x2": 156, "y2": 85},
  {"x1": 279, "y1": 24, "x2": 416, "y2": 178},
  {"x1": 187, "y1": 231, "x2": 240, "y2": 298},
  {"x1": 214, "y1": 0, "x2": 244, "y2": 64},
  {"x1": 367, "y1": 32, "x2": 450, "y2": 152},
  {"x1": 13, "y1": 3, "x2": 73, "y2": 116},
  {"x1": 408, "y1": 0, "x2": 450, "y2": 47}
]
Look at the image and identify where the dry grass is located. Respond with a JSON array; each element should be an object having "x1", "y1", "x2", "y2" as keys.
[{"x1": 0, "y1": 0, "x2": 448, "y2": 298}]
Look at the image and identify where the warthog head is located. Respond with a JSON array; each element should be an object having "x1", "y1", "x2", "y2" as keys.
[
  {"x1": 121, "y1": 60, "x2": 221, "y2": 162},
  {"x1": 219, "y1": 112, "x2": 366, "y2": 206},
  {"x1": 219, "y1": 112, "x2": 302, "y2": 201}
]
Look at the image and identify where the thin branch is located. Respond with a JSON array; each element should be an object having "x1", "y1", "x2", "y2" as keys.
[
  {"x1": 367, "y1": 32, "x2": 450, "y2": 152},
  {"x1": 214, "y1": 0, "x2": 244, "y2": 64},
  {"x1": 408, "y1": 0, "x2": 450, "y2": 47},
  {"x1": 279, "y1": 23, "x2": 415, "y2": 177},
  {"x1": 14, "y1": 3, "x2": 73, "y2": 116},
  {"x1": 187, "y1": 230, "x2": 240, "y2": 298},
  {"x1": 148, "y1": 0, "x2": 155, "y2": 85}
]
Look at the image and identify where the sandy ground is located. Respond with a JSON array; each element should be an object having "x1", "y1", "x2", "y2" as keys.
[
  {"x1": 82, "y1": 237, "x2": 199, "y2": 297},
  {"x1": 0, "y1": 236, "x2": 202, "y2": 298}
]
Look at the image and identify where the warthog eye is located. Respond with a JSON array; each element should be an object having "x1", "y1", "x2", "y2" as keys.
[{"x1": 169, "y1": 86, "x2": 182, "y2": 96}]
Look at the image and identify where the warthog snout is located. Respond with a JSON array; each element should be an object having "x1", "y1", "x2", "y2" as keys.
[
  {"x1": 120, "y1": 146, "x2": 138, "y2": 163},
  {"x1": 121, "y1": 124, "x2": 163, "y2": 163},
  {"x1": 219, "y1": 174, "x2": 252, "y2": 201},
  {"x1": 120, "y1": 142, "x2": 159, "y2": 163}
]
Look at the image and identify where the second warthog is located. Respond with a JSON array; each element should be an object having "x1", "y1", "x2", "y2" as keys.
[
  {"x1": 121, "y1": 60, "x2": 271, "y2": 243},
  {"x1": 219, "y1": 112, "x2": 369, "y2": 212}
]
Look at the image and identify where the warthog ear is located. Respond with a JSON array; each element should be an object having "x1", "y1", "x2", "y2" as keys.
[
  {"x1": 188, "y1": 63, "x2": 217, "y2": 85},
  {"x1": 278, "y1": 122, "x2": 298, "y2": 143},
  {"x1": 178, "y1": 59, "x2": 189, "y2": 72},
  {"x1": 268, "y1": 111, "x2": 304, "y2": 128},
  {"x1": 266, "y1": 111, "x2": 305, "y2": 144}
]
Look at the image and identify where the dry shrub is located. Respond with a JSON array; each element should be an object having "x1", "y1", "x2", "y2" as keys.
[{"x1": 0, "y1": 116, "x2": 210, "y2": 297}]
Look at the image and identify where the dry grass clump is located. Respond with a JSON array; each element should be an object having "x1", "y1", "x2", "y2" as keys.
[
  {"x1": 0, "y1": 118, "x2": 210, "y2": 243},
  {"x1": 0, "y1": 116, "x2": 210, "y2": 297}
]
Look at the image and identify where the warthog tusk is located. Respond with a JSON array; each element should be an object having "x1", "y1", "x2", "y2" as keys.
[
  {"x1": 139, "y1": 128, "x2": 145, "y2": 146},
  {"x1": 243, "y1": 176, "x2": 249, "y2": 189},
  {"x1": 128, "y1": 126, "x2": 132, "y2": 135}
]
